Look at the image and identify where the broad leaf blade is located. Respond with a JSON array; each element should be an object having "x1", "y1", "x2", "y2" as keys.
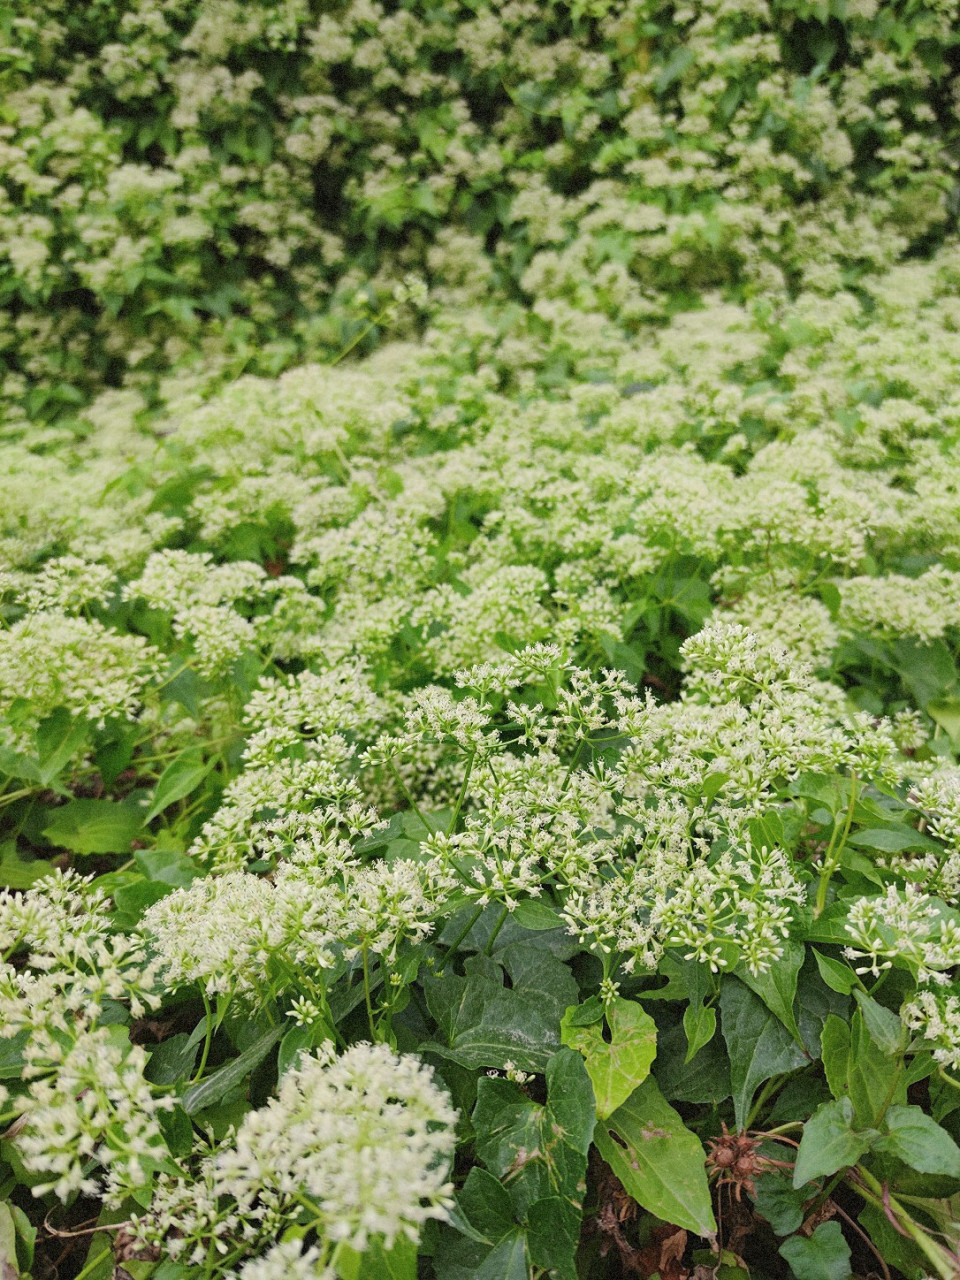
[{"x1": 593, "y1": 1076, "x2": 716, "y2": 1237}]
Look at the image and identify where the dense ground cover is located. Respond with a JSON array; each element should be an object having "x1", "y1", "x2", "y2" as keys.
[{"x1": 4, "y1": 2, "x2": 960, "y2": 1279}]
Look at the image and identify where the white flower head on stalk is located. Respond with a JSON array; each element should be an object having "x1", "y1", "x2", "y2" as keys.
[
  {"x1": 212, "y1": 1043, "x2": 457, "y2": 1251},
  {"x1": 903, "y1": 988, "x2": 960, "y2": 1070},
  {"x1": 844, "y1": 885, "x2": 960, "y2": 983},
  {"x1": 15, "y1": 1026, "x2": 174, "y2": 1205}
]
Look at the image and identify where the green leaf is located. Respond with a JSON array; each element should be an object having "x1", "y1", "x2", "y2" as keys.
[
  {"x1": 890, "y1": 638, "x2": 958, "y2": 709},
  {"x1": 42, "y1": 798, "x2": 143, "y2": 855},
  {"x1": 34, "y1": 708, "x2": 89, "y2": 785},
  {"x1": 720, "y1": 978, "x2": 809, "y2": 1129},
  {"x1": 511, "y1": 899, "x2": 563, "y2": 931},
  {"x1": 472, "y1": 1049, "x2": 594, "y2": 1238},
  {"x1": 683, "y1": 1003, "x2": 717, "y2": 1063},
  {"x1": 736, "y1": 941, "x2": 804, "y2": 1042},
  {"x1": 852, "y1": 990, "x2": 904, "y2": 1055},
  {"x1": 333, "y1": 1235, "x2": 417, "y2": 1280},
  {"x1": 876, "y1": 1105, "x2": 960, "y2": 1177},
  {"x1": 0, "y1": 1203, "x2": 19, "y2": 1275},
  {"x1": 277, "y1": 1023, "x2": 318, "y2": 1078},
  {"x1": 654, "y1": 1018, "x2": 731, "y2": 1107},
  {"x1": 560, "y1": 996, "x2": 657, "y2": 1119},
  {"x1": 145, "y1": 1034, "x2": 199, "y2": 1087},
  {"x1": 843, "y1": 1010, "x2": 906, "y2": 1127},
  {"x1": 847, "y1": 826, "x2": 941, "y2": 854},
  {"x1": 423, "y1": 953, "x2": 569, "y2": 1073},
  {"x1": 593, "y1": 1076, "x2": 716, "y2": 1237},
  {"x1": 820, "y1": 1015, "x2": 851, "y2": 1103},
  {"x1": 563, "y1": 995, "x2": 604, "y2": 1027},
  {"x1": 455, "y1": 1167, "x2": 517, "y2": 1244},
  {"x1": 476, "y1": 1233, "x2": 528, "y2": 1280},
  {"x1": 526, "y1": 1196, "x2": 580, "y2": 1280},
  {"x1": 498, "y1": 943, "x2": 579, "y2": 1022},
  {"x1": 0, "y1": 1031, "x2": 28, "y2": 1080},
  {"x1": 144, "y1": 749, "x2": 214, "y2": 824},
  {"x1": 779, "y1": 1221, "x2": 852, "y2": 1280},
  {"x1": 133, "y1": 848, "x2": 197, "y2": 887},
  {"x1": 793, "y1": 1098, "x2": 877, "y2": 1188},
  {"x1": 928, "y1": 697, "x2": 960, "y2": 740},
  {"x1": 750, "y1": 1173, "x2": 806, "y2": 1234},
  {"x1": 813, "y1": 950, "x2": 858, "y2": 995},
  {"x1": 113, "y1": 878, "x2": 171, "y2": 922},
  {"x1": 0, "y1": 841, "x2": 54, "y2": 889},
  {"x1": 857, "y1": 1203, "x2": 929, "y2": 1277},
  {"x1": 181, "y1": 1025, "x2": 283, "y2": 1115}
]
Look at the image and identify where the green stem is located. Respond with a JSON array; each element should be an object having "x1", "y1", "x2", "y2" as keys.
[
  {"x1": 0, "y1": 787, "x2": 36, "y2": 808},
  {"x1": 330, "y1": 306, "x2": 391, "y2": 367},
  {"x1": 387, "y1": 761, "x2": 429, "y2": 832},
  {"x1": 814, "y1": 772, "x2": 858, "y2": 917},
  {"x1": 745, "y1": 1074, "x2": 784, "y2": 1130},
  {"x1": 483, "y1": 905, "x2": 510, "y2": 956},
  {"x1": 443, "y1": 903, "x2": 485, "y2": 960},
  {"x1": 447, "y1": 751, "x2": 475, "y2": 836},
  {"x1": 72, "y1": 1244, "x2": 115, "y2": 1280},
  {"x1": 852, "y1": 1166, "x2": 959, "y2": 1278},
  {"x1": 361, "y1": 943, "x2": 377, "y2": 1040},
  {"x1": 190, "y1": 993, "x2": 214, "y2": 1084},
  {"x1": 873, "y1": 1058, "x2": 904, "y2": 1130},
  {"x1": 559, "y1": 738, "x2": 585, "y2": 794},
  {"x1": 763, "y1": 1121, "x2": 804, "y2": 1135}
]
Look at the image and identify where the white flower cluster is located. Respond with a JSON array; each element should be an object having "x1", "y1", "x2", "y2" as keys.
[
  {"x1": 136, "y1": 1043, "x2": 456, "y2": 1264},
  {"x1": 844, "y1": 885, "x2": 960, "y2": 984},
  {"x1": 16, "y1": 1026, "x2": 174, "y2": 1205}
]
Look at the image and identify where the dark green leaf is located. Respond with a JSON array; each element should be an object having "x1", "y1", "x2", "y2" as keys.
[
  {"x1": 472, "y1": 1049, "x2": 594, "y2": 1228},
  {"x1": 736, "y1": 941, "x2": 804, "y2": 1042},
  {"x1": 654, "y1": 1019, "x2": 731, "y2": 1106},
  {"x1": 526, "y1": 1196, "x2": 580, "y2": 1280},
  {"x1": 423, "y1": 954, "x2": 565, "y2": 1073},
  {"x1": 720, "y1": 978, "x2": 809, "y2": 1129},
  {"x1": 750, "y1": 1173, "x2": 806, "y2": 1235},
  {"x1": 476, "y1": 1232, "x2": 528, "y2": 1280},
  {"x1": 145, "y1": 1034, "x2": 198, "y2": 1087},
  {"x1": 779, "y1": 1221, "x2": 852, "y2": 1280},
  {"x1": 181, "y1": 1025, "x2": 283, "y2": 1115},
  {"x1": 455, "y1": 1167, "x2": 516, "y2": 1244}
]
